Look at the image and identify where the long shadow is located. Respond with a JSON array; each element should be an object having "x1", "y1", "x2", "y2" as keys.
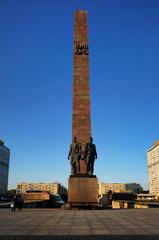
[{"x1": 0, "y1": 235, "x2": 159, "y2": 240}]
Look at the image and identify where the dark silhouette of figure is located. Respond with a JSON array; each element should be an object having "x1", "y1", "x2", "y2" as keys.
[
  {"x1": 17, "y1": 196, "x2": 24, "y2": 211},
  {"x1": 68, "y1": 137, "x2": 82, "y2": 175},
  {"x1": 11, "y1": 195, "x2": 24, "y2": 212},
  {"x1": 84, "y1": 137, "x2": 97, "y2": 175},
  {"x1": 12, "y1": 196, "x2": 17, "y2": 212}
]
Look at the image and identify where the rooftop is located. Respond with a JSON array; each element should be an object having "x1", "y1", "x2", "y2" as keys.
[{"x1": 147, "y1": 140, "x2": 159, "y2": 152}]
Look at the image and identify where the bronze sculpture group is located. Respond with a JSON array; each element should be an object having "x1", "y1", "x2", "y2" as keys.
[{"x1": 68, "y1": 137, "x2": 97, "y2": 175}]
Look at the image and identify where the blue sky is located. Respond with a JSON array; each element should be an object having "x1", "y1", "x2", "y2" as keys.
[{"x1": 0, "y1": 0, "x2": 159, "y2": 190}]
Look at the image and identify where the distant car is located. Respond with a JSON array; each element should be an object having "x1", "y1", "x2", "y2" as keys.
[{"x1": 51, "y1": 194, "x2": 65, "y2": 207}]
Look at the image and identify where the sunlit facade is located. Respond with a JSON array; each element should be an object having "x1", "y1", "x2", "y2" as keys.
[
  {"x1": 147, "y1": 141, "x2": 159, "y2": 196},
  {"x1": 17, "y1": 182, "x2": 67, "y2": 195},
  {"x1": 99, "y1": 182, "x2": 143, "y2": 195}
]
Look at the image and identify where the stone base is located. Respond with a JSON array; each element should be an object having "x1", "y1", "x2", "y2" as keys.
[{"x1": 68, "y1": 175, "x2": 98, "y2": 208}]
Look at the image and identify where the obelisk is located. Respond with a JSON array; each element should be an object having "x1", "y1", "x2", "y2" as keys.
[
  {"x1": 72, "y1": 10, "x2": 91, "y2": 173},
  {"x1": 68, "y1": 10, "x2": 98, "y2": 209}
]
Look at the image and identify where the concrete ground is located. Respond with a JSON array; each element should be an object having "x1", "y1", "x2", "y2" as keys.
[{"x1": 0, "y1": 208, "x2": 159, "y2": 239}]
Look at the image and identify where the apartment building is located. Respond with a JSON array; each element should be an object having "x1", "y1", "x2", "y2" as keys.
[{"x1": 147, "y1": 140, "x2": 159, "y2": 197}]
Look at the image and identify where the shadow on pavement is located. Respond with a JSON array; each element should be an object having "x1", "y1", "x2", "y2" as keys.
[{"x1": 0, "y1": 235, "x2": 159, "y2": 240}]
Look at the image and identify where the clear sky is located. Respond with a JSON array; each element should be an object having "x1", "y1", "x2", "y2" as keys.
[{"x1": 1, "y1": 0, "x2": 159, "y2": 190}]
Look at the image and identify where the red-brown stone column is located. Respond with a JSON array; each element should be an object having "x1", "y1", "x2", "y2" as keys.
[{"x1": 72, "y1": 10, "x2": 91, "y2": 173}]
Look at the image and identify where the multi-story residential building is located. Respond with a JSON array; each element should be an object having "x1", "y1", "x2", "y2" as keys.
[
  {"x1": 147, "y1": 140, "x2": 159, "y2": 197},
  {"x1": 0, "y1": 140, "x2": 10, "y2": 195},
  {"x1": 125, "y1": 183, "x2": 143, "y2": 194},
  {"x1": 99, "y1": 182, "x2": 143, "y2": 195},
  {"x1": 16, "y1": 182, "x2": 67, "y2": 195}
]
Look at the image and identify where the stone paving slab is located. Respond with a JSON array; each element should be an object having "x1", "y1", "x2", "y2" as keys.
[{"x1": 0, "y1": 208, "x2": 159, "y2": 239}]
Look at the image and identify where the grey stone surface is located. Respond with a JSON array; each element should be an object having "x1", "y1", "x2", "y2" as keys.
[{"x1": 0, "y1": 208, "x2": 159, "y2": 239}]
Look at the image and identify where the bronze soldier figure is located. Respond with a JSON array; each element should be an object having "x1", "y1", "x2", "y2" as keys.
[
  {"x1": 68, "y1": 137, "x2": 82, "y2": 175},
  {"x1": 84, "y1": 137, "x2": 97, "y2": 175}
]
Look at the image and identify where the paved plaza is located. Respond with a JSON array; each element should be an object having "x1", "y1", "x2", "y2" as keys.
[{"x1": 0, "y1": 208, "x2": 159, "y2": 239}]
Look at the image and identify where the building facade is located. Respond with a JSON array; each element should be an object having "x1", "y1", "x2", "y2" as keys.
[
  {"x1": 0, "y1": 140, "x2": 10, "y2": 195},
  {"x1": 16, "y1": 182, "x2": 67, "y2": 195},
  {"x1": 99, "y1": 182, "x2": 143, "y2": 195},
  {"x1": 147, "y1": 141, "x2": 159, "y2": 197}
]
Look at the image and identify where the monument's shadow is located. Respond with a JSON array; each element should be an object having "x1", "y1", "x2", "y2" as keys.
[{"x1": 1, "y1": 235, "x2": 159, "y2": 240}]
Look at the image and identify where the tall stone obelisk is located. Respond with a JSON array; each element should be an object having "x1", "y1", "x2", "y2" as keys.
[
  {"x1": 68, "y1": 10, "x2": 98, "y2": 209},
  {"x1": 72, "y1": 10, "x2": 91, "y2": 173}
]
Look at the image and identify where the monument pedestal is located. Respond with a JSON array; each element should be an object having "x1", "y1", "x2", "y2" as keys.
[{"x1": 68, "y1": 174, "x2": 99, "y2": 209}]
